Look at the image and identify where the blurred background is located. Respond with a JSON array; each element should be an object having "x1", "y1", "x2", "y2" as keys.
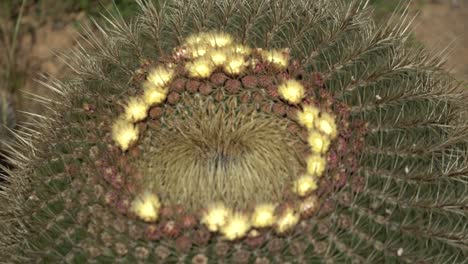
[{"x1": 0, "y1": 0, "x2": 466, "y2": 158}]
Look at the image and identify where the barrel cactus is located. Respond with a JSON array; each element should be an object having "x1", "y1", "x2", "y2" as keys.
[{"x1": 1, "y1": 0, "x2": 467, "y2": 263}]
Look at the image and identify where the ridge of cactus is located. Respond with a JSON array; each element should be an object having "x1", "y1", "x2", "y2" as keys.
[{"x1": 0, "y1": 0, "x2": 467, "y2": 263}]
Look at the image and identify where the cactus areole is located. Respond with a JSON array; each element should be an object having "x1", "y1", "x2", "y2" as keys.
[{"x1": 1, "y1": 1, "x2": 467, "y2": 263}]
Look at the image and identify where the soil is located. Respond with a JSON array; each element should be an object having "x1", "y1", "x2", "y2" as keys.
[{"x1": 410, "y1": 0, "x2": 468, "y2": 81}]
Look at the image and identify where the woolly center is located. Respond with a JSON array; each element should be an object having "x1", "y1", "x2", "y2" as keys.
[{"x1": 137, "y1": 98, "x2": 306, "y2": 210}]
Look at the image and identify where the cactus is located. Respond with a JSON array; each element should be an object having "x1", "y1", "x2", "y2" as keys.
[{"x1": 1, "y1": 0, "x2": 467, "y2": 263}]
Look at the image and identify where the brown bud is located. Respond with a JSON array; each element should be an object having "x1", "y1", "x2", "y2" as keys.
[
  {"x1": 160, "y1": 206, "x2": 174, "y2": 219},
  {"x1": 241, "y1": 75, "x2": 258, "y2": 88},
  {"x1": 266, "y1": 86, "x2": 279, "y2": 98},
  {"x1": 171, "y1": 78, "x2": 186, "y2": 92},
  {"x1": 272, "y1": 102, "x2": 286, "y2": 117},
  {"x1": 150, "y1": 106, "x2": 165, "y2": 119},
  {"x1": 210, "y1": 72, "x2": 228, "y2": 86},
  {"x1": 175, "y1": 235, "x2": 193, "y2": 253},
  {"x1": 199, "y1": 83, "x2": 213, "y2": 95},
  {"x1": 181, "y1": 214, "x2": 198, "y2": 230},
  {"x1": 167, "y1": 92, "x2": 181, "y2": 105},
  {"x1": 258, "y1": 75, "x2": 273, "y2": 88},
  {"x1": 299, "y1": 195, "x2": 319, "y2": 219},
  {"x1": 245, "y1": 232, "x2": 266, "y2": 249},
  {"x1": 186, "y1": 80, "x2": 201, "y2": 93},
  {"x1": 145, "y1": 224, "x2": 162, "y2": 240},
  {"x1": 161, "y1": 220, "x2": 180, "y2": 238},
  {"x1": 260, "y1": 103, "x2": 272, "y2": 113},
  {"x1": 226, "y1": 79, "x2": 241, "y2": 94},
  {"x1": 252, "y1": 91, "x2": 264, "y2": 103}
]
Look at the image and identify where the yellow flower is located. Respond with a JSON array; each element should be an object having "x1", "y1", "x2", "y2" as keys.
[
  {"x1": 131, "y1": 191, "x2": 161, "y2": 222},
  {"x1": 143, "y1": 83, "x2": 168, "y2": 106},
  {"x1": 277, "y1": 79, "x2": 305, "y2": 104},
  {"x1": 223, "y1": 53, "x2": 247, "y2": 75},
  {"x1": 260, "y1": 49, "x2": 289, "y2": 69},
  {"x1": 187, "y1": 43, "x2": 209, "y2": 58},
  {"x1": 315, "y1": 112, "x2": 338, "y2": 139},
  {"x1": 208, "y1": 48, "x2": 228, "y2": 66},
  {"x1": 205, "y1": 32, "x2": 233, "y2": 48},
  {"x1": 275, "y1": 207, "x2": 300, "y2": 234},
  {"x1": 111, "y1": 118, "x2": 139, "y2": 151},
  {"x1": 251, "y1": 203, "x2": 276, "y2": 228},
  {"x1": 147, "y1": 66, "x2": 175, "y2": 88},
  {"x1": 306, "y1": 154, "x2": 327, "y2": 177},
  {"x1": 220, "y1": 213, "x2": 251, "y2": 241},
  {"x1": 297, "y1": 105, "x2": 319, "y2": 130},
  {"x1": 124, "y1": 97, "x2": 149, "y2": 122},
  {"x1": 292, "y1": 175, "x2": 318, "y2": 197},
  {"x1": 184, "y1": 32, "x2": 206, "y2": 46},
  {"x1": 307, "y1": 131, "x2": 331, "y2": 154},
  {"x1": 229, "y1": 44, "x2": 251, "y2": 56},
  {"x1": 186, "y1": 57, "x2": 215, "y2": 78},
  {"x1": 201, "y1": 203, "x2": 231, "y2": 232}
]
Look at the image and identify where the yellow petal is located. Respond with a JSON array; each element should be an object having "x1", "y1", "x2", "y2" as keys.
[
  {"x1": 131, "y1": 191, "x2": 161, "y2": 222},
  {"x1": 277, "y1": 80, "x2": 305, "y2": 104},
  {"x1": 112, "y1": 118, "x2": 139, "y2": 151}
]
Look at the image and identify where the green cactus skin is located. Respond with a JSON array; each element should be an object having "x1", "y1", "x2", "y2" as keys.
[{"x1": 1, "y1": 0, "x2": 468, "y2": 263}]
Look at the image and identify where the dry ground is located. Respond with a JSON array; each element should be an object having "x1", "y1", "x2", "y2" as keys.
[{"x1": 411, "y1": 0, "x2": 468, "y2": 81}]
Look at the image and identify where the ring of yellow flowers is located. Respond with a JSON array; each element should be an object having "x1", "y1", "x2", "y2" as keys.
[{"x1": 110, "y1": 31, "x2": 338, "y2": 241}]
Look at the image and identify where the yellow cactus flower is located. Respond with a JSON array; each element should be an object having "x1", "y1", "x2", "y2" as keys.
[
  {"x1": 112, "y1": 118, "x2": 139, "y2": 151},
  {"x1": 206, "y1": 32, "x2": 233, "y2": 48},
  {"x1": 297, "y1": 105, "x2": 320, "y2": 130},
  {"x1": 251, "y1": 203, "x2": 276, "y2": 228},
  {"x1": 143, "y1": 83, "x2": 168, "y2": 106},
  {"x1": 292, "y1": 175, "x2": 318, "y2": 197},
  {"x1": 131, "y1": 191, "x2": 161, "y2": 222},
  {"x1": 220, "y1": 213, "x2": 251, "y2": 241},
  {"x1": 147, "y1": 66, "x2": 175, "y2": 88},
  {"x1": 223, "y1": 53, "x2": 246, "y2": 75},
  {"x1": 208, "y1": 48, "x2": 228, "y2": 66},
  {"x1": 260, "y1": 49, "x2": 289, "y2": 69},
  {"x1": 229, "y1": 44, "x2": 251, "y2": 56},
  {"x1": 315, "y1": 112, "x2": 337, "y2": 139},
  {"x1": 306, "y1": 154, "x2": 327, "y2": 177},
  {"x1": 277, "y1": 79, "x2": 305, "y2": 104},
  {"x1": 275, "y1": 207, "x2": 300, "y2": 234},
  {"x1": 186, "y1": 57, "x2": 216, "y2": 78},
  {"x1": 184, "y1": 32, "x2": 206, "y2": 46},
  {"x1": 124, "y1": 97, "x2": 149, "y2": 122},
  {"x1": 201, "y1": 203, "x2": 231, "y2": 232},
  {"x1": 307, "y1": 131, "x2": 331, "y2": 154},
  {"x1": 187, "y1": 44, "x2": 209, "y2": 58}
]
